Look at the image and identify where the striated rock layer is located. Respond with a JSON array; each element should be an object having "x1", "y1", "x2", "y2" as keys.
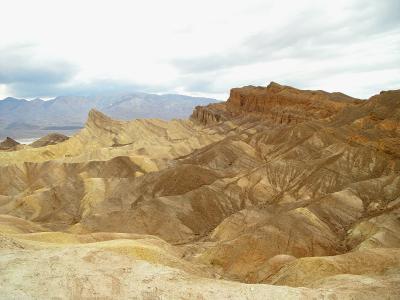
[{"x1": 1, "y1": 82, "x2": 400, "y2": 299}]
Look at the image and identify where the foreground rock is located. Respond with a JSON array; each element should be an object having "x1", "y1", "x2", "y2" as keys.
[{"x1": 1, "y1": 233, "x2": 399, "y2": 299}]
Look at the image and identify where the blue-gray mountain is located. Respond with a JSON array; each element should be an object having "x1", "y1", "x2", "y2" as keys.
[{"x1": 0, "y1": 93, "x2": 217, "y2": 139}]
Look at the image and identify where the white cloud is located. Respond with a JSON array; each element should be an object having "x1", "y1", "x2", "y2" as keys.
[{"x1": 0, "y1": 0, "x2": 399, "y2": 99}]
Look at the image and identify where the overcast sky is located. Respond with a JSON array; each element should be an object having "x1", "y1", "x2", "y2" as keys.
[{"x1": 0, "y1": 0, "x2": 399, "y2": 100}]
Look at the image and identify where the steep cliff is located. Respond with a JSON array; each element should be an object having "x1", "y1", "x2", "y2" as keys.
[{"x1": 191, "y1": 82, "x2": 362, "y2": 125}]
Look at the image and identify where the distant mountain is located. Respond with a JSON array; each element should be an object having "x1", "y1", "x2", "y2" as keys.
[
  {"x1": 5, "y1": 122, "x2": 41, "y2": 130},
  {"x1": 0, "y1": 93, "x2": 217, "y2": 139}
]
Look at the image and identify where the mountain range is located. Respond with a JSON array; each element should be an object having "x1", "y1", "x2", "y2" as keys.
[{"x1": 0, "y1": 93, "x2": 217, "y2": 139}]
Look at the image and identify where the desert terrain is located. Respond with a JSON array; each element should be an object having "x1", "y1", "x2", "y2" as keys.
[{"x1": 0, "y1": 82, "x2": 399, "y2": 299}]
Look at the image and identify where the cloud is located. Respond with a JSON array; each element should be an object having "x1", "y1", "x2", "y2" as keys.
[
  {"x1": 172, "y1": 1, "x2": 400, "y2": 75},
  {"x1": 0, "y1": 44, "x2": 78, "y2": 97},
  {"x1": 7, "y1": 76, "x2": 166, "y2": 99},
  {"x1": 168, "y1": 0, "x2": 400, "y2": 98},
  {"x1": 0, "y1": 44, "x2": 77, "y2": 84},
  {"x1": 351, "y1": 0, "x2": 400, "y2": 32},
  {"x1": 0, "y1": 0, "x2": 399, "y2": 99},
  {"x1": 0, "y1": 44, "x2": 167, "y2": 98},
  {"x1": 51, "y1": 79, "x2": 165, "y2": 97}
]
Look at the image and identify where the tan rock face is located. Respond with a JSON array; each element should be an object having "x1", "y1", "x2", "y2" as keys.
[
  {"x1": 267, "y1": 248, "x2": 400, "y2": 287},
  {"x1": 30, "y1": 133, "x2": 69, "y2": 148},
  {"x1": 0, "y1": 137, "x2": 20, "y2": 150},
  {"x1": 1, "y1": 82, "x2": 400, "y2": 298}
]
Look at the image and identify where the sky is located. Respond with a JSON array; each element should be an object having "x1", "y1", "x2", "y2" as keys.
[{"x1": 0, "y1": 0, "x2": 399, "y2": 100}]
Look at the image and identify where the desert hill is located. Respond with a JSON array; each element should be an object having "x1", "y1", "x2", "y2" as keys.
[
  {"x1": 0, "y1": 82, "x2": 399, "y2": 299},
  {"x1": 0, "y1": 136, "x2": 20, "y2": 151},
  {"x1": 29, "y1": 133, "x2": 69, "y2": 148}
]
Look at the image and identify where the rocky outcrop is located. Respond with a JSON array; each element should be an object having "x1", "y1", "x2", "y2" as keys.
[
  {"x1": 191, "y1": 82, "x2": 362, "y2": 126},
  {"x1": 225, "y1": 82, "x2": 361, "y2": 124},
  {"x1": 30, "y1": 133, "x2": 69, "y2": 148},
  {"x1": 190, "y1": 103, "x2": 228, "y2": 125},
  {"x1": 0, "y1": 137, "x2": 20, "y2": 151}
]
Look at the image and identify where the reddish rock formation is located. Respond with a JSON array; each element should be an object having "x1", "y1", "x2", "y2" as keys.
[
  {"x1": 191, "y1": 82, "x2": 362, "y2": 125},
  {"x1": 190, "y1": 103, "x2": 229, "y2": 125}
]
